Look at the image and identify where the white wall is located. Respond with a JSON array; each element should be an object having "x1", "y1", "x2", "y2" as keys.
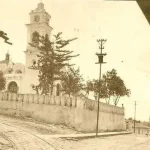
[{"x1": 0, "y1": 92, "x2": 126, "y2": 132}]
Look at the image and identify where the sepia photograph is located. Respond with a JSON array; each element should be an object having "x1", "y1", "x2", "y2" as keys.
[{"x1": 0, "y1": 0, "x2": 150, "y2": 149}]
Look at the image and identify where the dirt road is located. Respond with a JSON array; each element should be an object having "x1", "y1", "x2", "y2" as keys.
[{"x1": 0, "y1": 115, "x2": 150, "y2": 150}]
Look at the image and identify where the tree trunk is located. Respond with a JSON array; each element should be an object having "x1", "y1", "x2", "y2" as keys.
[
  {"x1": 50, "y1": 82, "x2": 53, "y2": 95},
  {"x1": 50, "y1": 72, "x2": 54, "y2": 95},
  {"x1": 114, "y1": 96, "x2": 120, "y2": 106}
]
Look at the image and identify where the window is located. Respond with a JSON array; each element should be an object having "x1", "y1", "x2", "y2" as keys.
[{"x1": 32, "y1": 31, "x2": 39, "y2": 45}]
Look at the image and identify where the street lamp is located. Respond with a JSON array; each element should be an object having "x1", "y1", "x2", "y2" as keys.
[{"x1": 95, "y1": 39, "x2": 107, "y2": 136}]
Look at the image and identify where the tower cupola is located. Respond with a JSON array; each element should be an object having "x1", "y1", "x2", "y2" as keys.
[{"x1": 37, "y1": 2, "x2": 44, "y2": 11}]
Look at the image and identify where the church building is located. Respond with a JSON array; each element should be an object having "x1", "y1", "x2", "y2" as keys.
[{"x1": 0, "y1": 2, "x2": 60, "y2": 95}]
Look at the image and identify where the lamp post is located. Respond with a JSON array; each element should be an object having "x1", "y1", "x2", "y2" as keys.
[{"x1": 95, "y1": 39, "x2": 107, "y2": 136}]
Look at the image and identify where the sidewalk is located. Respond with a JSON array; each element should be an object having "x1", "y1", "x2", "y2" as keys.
[{"x1": 39, "y1": 131, "x2": 133, "y2": 139}]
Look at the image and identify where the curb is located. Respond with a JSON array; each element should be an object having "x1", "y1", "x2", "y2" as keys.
[{"x1": 58, "y1": 132, "x2": 133, "y2": 140}]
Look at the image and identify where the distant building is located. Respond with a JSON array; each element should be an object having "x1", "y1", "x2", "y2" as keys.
[
  {"x1": 0, "y1": 53, "x2": 25, "y2": 93},
  {"x1": 0, "y1": 2, "x2": 60, "y2": 95},
  {"x1": 134, "y1": 123, "x2": 150, "y2": 135},
  {"x1": 126, "y1": 119, "x2": 150, "y2": 135}
]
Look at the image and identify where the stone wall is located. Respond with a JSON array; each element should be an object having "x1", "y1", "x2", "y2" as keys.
[{"x1": 0, "y1": 92, "x2": 126, "y2": 132}]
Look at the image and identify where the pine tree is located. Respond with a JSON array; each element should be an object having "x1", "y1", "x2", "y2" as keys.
[
  {"x1": 29, "y1": 32, "x2": 79, "y2": 95},
  {"x1": 0, "y1": 71, "x2": 6, "y2": 91},
  {"x1": 0, "y1": 30, "x2": 12, "y2": 45}
]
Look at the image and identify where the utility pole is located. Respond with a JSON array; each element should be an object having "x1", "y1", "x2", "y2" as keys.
[
  {"x1": 134, "y1": 101, "x2": 136, "y2": 133},
  {"x1": 95, "y1": 39, "x2": 107, "y2": 136}
]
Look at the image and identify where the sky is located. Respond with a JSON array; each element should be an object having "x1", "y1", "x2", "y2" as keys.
[{"x1": 1, "y1": 0, "x2": 150, "y2": 121}]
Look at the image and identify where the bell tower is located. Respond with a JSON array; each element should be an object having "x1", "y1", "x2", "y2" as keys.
[
  {"x1": 23, "y1": 2, "x2": 53, "y2": 94},
  {"x1": 26, "y1": 2, "x2": 52, "y2": 50},
  {"x1": 25, "y1": 2, "x2": 53, "y2": 69}
]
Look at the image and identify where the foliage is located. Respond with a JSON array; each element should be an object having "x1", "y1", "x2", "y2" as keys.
[
  {"x1": 29, "y1": 32, "x2": 79, "y2": 95},
  {"x1": 60, "y1": 67, "x2": 84, "y2": 97},
  {"x1": 0, "y1": 30, "x2": 12, "y2": 45},
  {"x1": 135, "y1": 120, "x2": 141, "y2": 123},
  {"x1": 92, "y1": 79, "x2": 108, "y2": 100},
  {"x1": 128, "y1": 117, "x2": 133, "y2": 121},
  {"x1": 0, "y1": 71, "x2": 6, "y2": 91},
  {"x1": 102, "y1": 69, "x2": 131, "y2": 105},
  {"x1": 85, "y1": 69, "x2": 131, "y2": 105},
  {"x1": 84, "y1": 80, "x2": 94, "y2": 96}
]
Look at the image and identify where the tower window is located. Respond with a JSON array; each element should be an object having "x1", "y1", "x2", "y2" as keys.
[{"x1": 32, "y1": 31, "x2": 39, "y2": 45}]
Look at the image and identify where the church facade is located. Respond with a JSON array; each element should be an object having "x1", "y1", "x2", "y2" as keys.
[{"x1": 0, "y1": 2, "x2": 60, "y2": 95}]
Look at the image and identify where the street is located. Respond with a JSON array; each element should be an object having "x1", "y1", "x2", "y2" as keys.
[
  {"x1": 0, "y1": 115, "x2": 150, "y2": 150},
  {"x1": 0, "y1": 134, "x2": 14, "y2": 150},
  {"x1": 46, "y1": 134, "x2": 150, "y2": 150}
]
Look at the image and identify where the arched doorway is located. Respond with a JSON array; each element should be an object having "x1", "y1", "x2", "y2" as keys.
[{"x1": 7, "y1": 81, "x2": 18, "y2": 93}]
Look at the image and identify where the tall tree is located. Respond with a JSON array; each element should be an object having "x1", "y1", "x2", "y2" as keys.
[
  {"x1": 0, "y1": 71, "x2": 6, "y2": 91},
  {"x1": 60, "y1": 67, "x2": 84, "y2": 97},
  {"x1": 29, "y1": 32, "x2": 79, "y2": 95},
  {"x1": 102, "y1": 69, "x2": 131, "y2": 105},
  {"x1": 83, "y1": 79, "x2": 108, "y2": 100},
  {"x1": 90, "y1": 69, "x2": 131, "y2": 105},
  {"x1": 84, "y1": 80, "x2": 94, "y2": 97},
  {"x1": 92, "y1": 79, "x2": 108, "y2": 101}
]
